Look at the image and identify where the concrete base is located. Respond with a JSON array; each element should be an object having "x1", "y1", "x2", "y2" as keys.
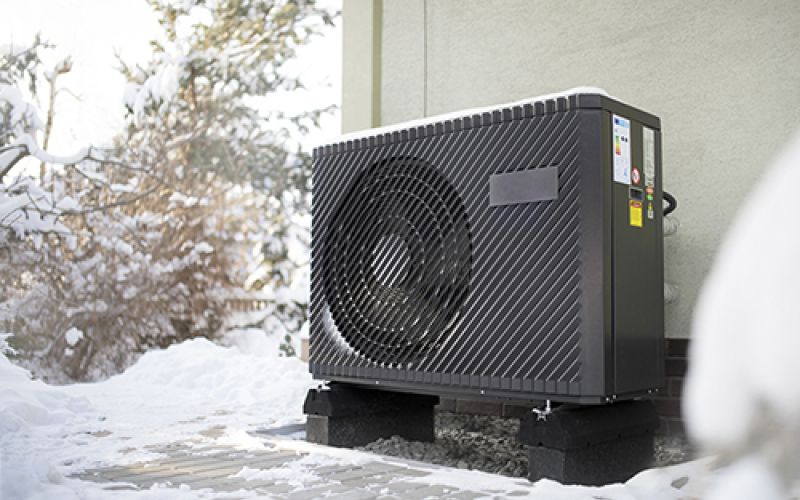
[
  {"x1": 303, "y1": 383, "x2": 438, "y2": 448},
  {"x1": 518, "y1": 400, "x2": 659, "y2": 485}
]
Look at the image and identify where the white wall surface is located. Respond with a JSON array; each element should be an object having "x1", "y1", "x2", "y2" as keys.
[{"x1": 371, "y1": 0, "x2": 800, "y2": 339}]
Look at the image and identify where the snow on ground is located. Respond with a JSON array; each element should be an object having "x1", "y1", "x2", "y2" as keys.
[
  {"x1": 231, "y1": 454, "x2": 343, "y2": 488},
  {"x1": 272, "y1": 435, "x2": 711, "y2": 500},
  {"x1": 0, "y1": 326, "x2": 708, "y2": 499},
  {"x1": 1, "y1": 328, "x2": 314, "y2": 499},
  {"x1": 408, "y1": 458, "x2": 708, "y2": 500}
]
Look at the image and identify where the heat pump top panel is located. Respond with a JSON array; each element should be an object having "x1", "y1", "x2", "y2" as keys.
[{"x1": 310, "y1": 90, "x2": 664, "y2": 404}]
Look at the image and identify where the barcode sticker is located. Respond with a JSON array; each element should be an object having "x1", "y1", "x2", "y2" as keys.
[{"x1": 643, "y1": 127, "x2": 655, "y2": 187}]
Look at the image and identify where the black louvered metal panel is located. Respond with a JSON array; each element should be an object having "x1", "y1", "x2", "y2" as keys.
[
  {"x1": 322, "y1": 157, "x2": 472, "y2": 366},
  {"x1": 309, "y1": 93, "x2": 664, "y2": 403}
]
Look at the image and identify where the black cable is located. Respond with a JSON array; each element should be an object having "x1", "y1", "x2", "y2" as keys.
[{"x1": 663, "y1": 191, "x2": 677, "y2": 216}]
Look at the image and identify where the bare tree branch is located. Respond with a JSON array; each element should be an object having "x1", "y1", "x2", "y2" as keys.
[{"x1": 40, "y1": 57, "x2": 74, "y2": 180}]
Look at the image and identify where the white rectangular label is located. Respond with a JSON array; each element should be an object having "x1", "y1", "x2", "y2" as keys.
[
  {"x1": 643, "y1": 127, "x2": 655, "y2": 187},
  {"x1": 612, "y1": 115, "x2": 631, "y2": 185}
]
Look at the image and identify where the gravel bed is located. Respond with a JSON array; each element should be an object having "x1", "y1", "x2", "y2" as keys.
[
  {"x1": 360, "y1": 411, "x2": 530, "y2": 477},
  {"x1": 359, "y1": 410, "x2": 693, "y2": 478},
  {"x1": 654, "y1": 435, "x2": 694, "y2": 467}
]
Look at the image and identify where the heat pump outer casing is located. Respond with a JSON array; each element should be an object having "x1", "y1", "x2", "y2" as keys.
[{"x1": 310, "y1": 93, "x2": 664, "y2": 404}]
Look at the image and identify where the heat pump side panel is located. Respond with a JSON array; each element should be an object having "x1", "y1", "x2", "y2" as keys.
[{"x1": 607, "y1": 108, "x2": 665, "y2": 395}]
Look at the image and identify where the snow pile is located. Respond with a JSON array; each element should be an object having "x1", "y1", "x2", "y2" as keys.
[
  {"x1": 0, "y1": 328, "x2": 314, "y2": 498},
  {"x1": 0, "y1": 342, "x2": 95, "y2": 499},
  {"x1": 94, "y1": 329, "x2": 313, "y2": 427},
  {"x1": 0, "y1": 339, "x2": 91, "y2": 435},
  {"x1": 231, "y1": 454, "x2": 341, "y2": 489},
  {"x1": 685, "y1": 130, "x2": 800, "y2": 498},
  {"x1": 380, "y1": 452, "x2": 708, "y2": 500},
  {"x1": 701, "y1": 457, "x2": 786, "y2": 500}
]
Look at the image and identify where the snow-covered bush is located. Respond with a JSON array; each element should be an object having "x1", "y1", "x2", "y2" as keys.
[
  {"x1": 0, "y1": 37, "x2": 46, "y2": 151},
  {"x1": 107, "y1": 0, "x2": 331, "y2": 370},
  {"x1": 0, "y1": 38, "x2": 63, "y2": 239},
  {"x1": 0, "y1": 1, "x2": 334, "y2": 382}
]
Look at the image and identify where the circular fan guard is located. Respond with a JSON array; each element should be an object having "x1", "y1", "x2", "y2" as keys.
[{"x1": 323, "y1": 157, "x2": 472, "y2": 366}]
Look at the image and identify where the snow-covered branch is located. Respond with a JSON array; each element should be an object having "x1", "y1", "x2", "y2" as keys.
[
  {"x1": 0, "y1": 177, "x2": 70, "y2": 237},
  {"x1": 0, "y1": 134, "x2": 90, "y2": 180}
]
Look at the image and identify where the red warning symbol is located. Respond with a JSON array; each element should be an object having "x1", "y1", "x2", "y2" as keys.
[{"x1": 631, "y1": 167, "x2": 641, "y2": 185}]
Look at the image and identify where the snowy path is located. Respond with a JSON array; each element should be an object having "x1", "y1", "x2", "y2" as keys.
[
  {"x1": 75, "y1": 433, "x2": 533, "y2": 499},
  {"x1": 73, "y1": 427, "x2": 704, "y2": 500}
]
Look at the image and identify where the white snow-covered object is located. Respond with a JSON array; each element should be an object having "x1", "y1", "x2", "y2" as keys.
[
  {"x1": 64, "y1": 327, "x2": 84, "y2": 347},
  {"x1": 685, "y1": 130, "x2": 800, "y2": 495}
]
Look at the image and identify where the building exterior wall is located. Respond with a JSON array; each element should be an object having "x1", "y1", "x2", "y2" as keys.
[
  {"x1": 344, "y1": 0, "x2": 800, "y2": 339},
  {"x1": 340, "y1": 0, "x2": 382, "y2": 133}
]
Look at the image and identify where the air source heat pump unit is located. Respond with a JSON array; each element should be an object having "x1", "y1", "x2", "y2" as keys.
[{"x1": 310, "y1": 90, "x2": 664, "y2": 404}]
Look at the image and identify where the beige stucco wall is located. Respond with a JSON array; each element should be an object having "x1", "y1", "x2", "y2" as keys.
[
  {"x1": 341, "y1": 0, "x2": 382, "y2": 133},
  {"x1": 344, "y1": 0, "x2": 800, "y2": 338}
]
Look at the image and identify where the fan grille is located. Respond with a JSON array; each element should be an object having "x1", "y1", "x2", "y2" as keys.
[{"x1": 322, "y1": 157, "x2": 472, "y2": 366}]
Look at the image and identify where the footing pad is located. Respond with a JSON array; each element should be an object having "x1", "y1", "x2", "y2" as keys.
[
  {"x1": 303, "y1": 384, "x2": 438, "y2": 448},
  {"x1": 518, "y1": 400, "x2": 659, "y2": 485}
]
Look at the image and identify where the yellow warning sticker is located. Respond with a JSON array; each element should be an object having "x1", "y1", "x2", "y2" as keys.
[{"x1": 629, "y1": 201, "x2": 643, "y2": 228}]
